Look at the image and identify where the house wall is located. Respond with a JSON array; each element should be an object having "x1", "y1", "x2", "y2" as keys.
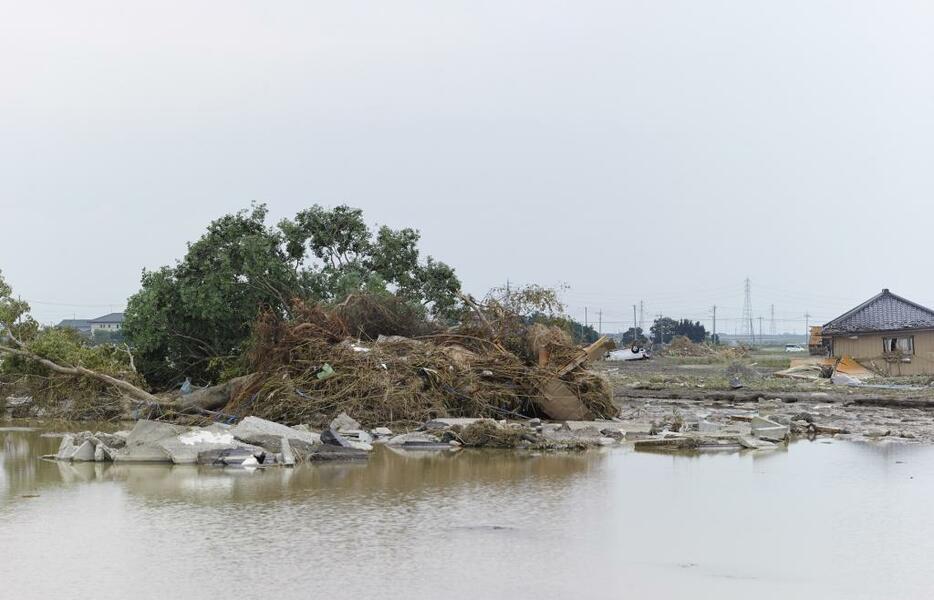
[{"x1": 832, "y1": 330, "x2": 934, "y2": 376}]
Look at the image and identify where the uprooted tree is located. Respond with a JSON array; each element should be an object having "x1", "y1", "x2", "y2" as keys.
[
  {"x1": 0, "y1": 272, "x2": 160, "y2": 415},
  {"x1": 0, "y1": 272, "x2": 256, "y2": 420},
  {"x1": 123, "y1": 203, "x2": 462, "y2": 389}
]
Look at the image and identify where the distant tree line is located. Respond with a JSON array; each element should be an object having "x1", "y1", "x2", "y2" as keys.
[
  {"x1": 617, "y1": 317, "x2": 708, "y2": 347},
  {"x1": 650, "y1": 317, "x2": 707, "y2": 344}
]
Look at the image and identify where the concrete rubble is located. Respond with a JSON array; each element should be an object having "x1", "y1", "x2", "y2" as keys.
[
  {"x1": 49, "y1": 415, "x2": 378, "y2": 466},
  {"x1": 44, "y1": 391, "x2": 908, "y2": 467}
]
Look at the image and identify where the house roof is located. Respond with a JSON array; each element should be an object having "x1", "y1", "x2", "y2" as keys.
[
  {"x1": 823, "y1": 289, "x2": 934, "y2": 335},
  {"x1": 88, "y1": 312, "x2": 125, "y2": 324},
  {"x1": 57, "y1": 319, "x2": 92, "y2": 330}
]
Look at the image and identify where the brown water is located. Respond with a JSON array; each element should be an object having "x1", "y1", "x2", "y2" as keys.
[{"x1": 2, "y1": 424, "x2": 933, "y2": 600}]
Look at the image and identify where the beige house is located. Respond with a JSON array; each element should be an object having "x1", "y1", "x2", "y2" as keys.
[{"x1": 823, "y1": 289, "x2": 934, "y2": 376}]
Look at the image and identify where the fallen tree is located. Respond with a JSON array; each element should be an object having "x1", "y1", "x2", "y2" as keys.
[{"x1": 0, "y1": 271, "x2": 250, "y2": 419}]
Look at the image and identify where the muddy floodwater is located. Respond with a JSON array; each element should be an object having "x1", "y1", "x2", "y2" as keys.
[{"x1": 2, "y1": 425, "x2": 933, "y2": 599}]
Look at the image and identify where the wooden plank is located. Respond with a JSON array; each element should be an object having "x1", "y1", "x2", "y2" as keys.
[
  {"x1": 536, "y1": 377, "x2": 592, "y2": 421},
  {"x1": 556, "y1": 336, "x2": 615, "y2": 377}
]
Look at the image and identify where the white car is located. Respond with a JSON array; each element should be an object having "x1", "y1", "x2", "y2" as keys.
[{"x1": 784, "y1": 344, "x2": 806, "y2": 353}]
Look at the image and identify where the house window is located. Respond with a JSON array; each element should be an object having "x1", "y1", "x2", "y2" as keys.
[{"x1": 882, "y1": 336, "x2": 914, "y2": 355}]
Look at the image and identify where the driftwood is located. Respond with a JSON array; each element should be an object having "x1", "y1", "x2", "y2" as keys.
[{"x1": 174, "y1": 375, "x2": 253, "y2": 413}]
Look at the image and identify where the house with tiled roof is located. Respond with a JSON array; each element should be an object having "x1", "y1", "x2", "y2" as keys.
[
  {"x1": 823, "y1": 289, "x2": 934, "y2": 375},
  {"x1": 88, "y1": 312, "x2": 124, "y2": 335},
  {"x1": 58, "y1": 312, "x2": 124, "y2": 337}
]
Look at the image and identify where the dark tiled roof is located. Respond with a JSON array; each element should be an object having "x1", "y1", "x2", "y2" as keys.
[
  {"x1": 823, "y1": 290, "x2": 934, "y2": 334},
  {"x1": 58, "y1": 319, "x2": 92, "y2": 331},
  {"x1": 89, "y1": 312, "x2": 124, "y2": 324}
]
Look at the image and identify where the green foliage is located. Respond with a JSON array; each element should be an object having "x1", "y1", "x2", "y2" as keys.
[
  {"x1": 124, "y1": 205, "x2": 296, "y2": 388},
  {"x1": 125, "y1": 204, "x2": 462, "y2": 388},
  {"x1": 621, "y1": 327, "x2": 647, "y2": 345},
  {"x1": 0, "y1": 273, "x2": 138, "y2": 407},
  {"x1": 651, "y1": 317, "x2": 707, "y2": 344},
  {"x1": 91, "y1": 329, "x2": 124, "y2": 345},
  {"x1": 0, "y1": 270, "x2": 37, "y2": 343}
]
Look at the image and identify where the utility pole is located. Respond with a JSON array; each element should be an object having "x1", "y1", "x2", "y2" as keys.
[
  {"x1": 712, "y1": 305, "x2": 717, "y2": 345},
  {"x1": 598, "y1": 310, "x2": 602, "y2": 334},
  {"x1": 584, "y1": 307, "x2": 588, "y2": 331},
  {"x1": 741, "y1": 277, "x2": 754, "y2": 343},
  {"x1": 639, "y1": 300, "x2": 644, "y2": 333},
  {"x1": 632, "y1": 305, "x2": 637, "y2": 337},
  {"x1": 804, "y1": 312, "x2": 811, "y2": 345},
  {"x1": 769, "y1": 304, "x2": 776, "y2": 336}
]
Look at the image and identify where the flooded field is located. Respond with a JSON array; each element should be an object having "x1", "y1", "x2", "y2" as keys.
[{"x1": 2, "y1": 424, "x2": 933, "y2": 599}]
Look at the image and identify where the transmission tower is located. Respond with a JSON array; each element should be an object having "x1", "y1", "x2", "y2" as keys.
[
  {"x1": 769, "y1": 304, "x2": 776, "y2": 336},
  {"x1": 741, "y1": 278, "x2": 754, "y2": 342}
]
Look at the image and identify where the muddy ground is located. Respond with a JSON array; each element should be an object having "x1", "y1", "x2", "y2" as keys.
[{"x1": 600, "y1": 354, "x2": 934, "y2": 444}]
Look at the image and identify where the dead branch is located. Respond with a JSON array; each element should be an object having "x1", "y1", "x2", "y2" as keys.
[{"x1": 0, "y1": 344, "x2": 160, "y2": 403}]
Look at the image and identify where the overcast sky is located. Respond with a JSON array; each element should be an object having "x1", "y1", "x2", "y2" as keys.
[{"x1": 2, "y1": 1, "x2": 933, "y2": 334}]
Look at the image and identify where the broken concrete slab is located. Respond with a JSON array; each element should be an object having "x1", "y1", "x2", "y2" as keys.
[
  {"x1": 56, "y1": 434, "x2": 77, "y2": 460},
  {"x1": 330, "y1": 412, "x2": 361, "y2": 432},
  {"x1": 197, "y1": 447, "x2": 263, "y2": 467},
  {"x1": 737, "y1": 436, "x2": 777, "y2": 450},
  {"x1": 386, "y1": 432, "x2": 443, "y2": 446},
  {"x1": 71, "y1": 440, "x2": 96, "y2": 462},
  {"x1": 751, "y1": 416, "x2": 790, "y2": 442},
  {"x1": 280, "y1": 437, "x2": 295, "y2": 466},
  {"x1": 230, "y1": 416, "x2": 321, "y2": 453},
  {"x1": 94, "y1": 432, "x2": 127, "y2": 450},
  {"x1": 157, "y1": 429, "x2": 257, "y2": 465},
  {"x1": 321, "y1": 426, "x2": 373, "y2": 451},
  {"x1": 115, "y1": 420, "x2": 188, "y2": 463},
  {"x1": 94, "y1": 442, "x2": 117, "y2": 462}
]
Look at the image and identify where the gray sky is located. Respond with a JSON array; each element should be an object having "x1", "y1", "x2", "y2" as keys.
[{"x1": 2, "y1": 0, "x2": 933, "y2": 334}]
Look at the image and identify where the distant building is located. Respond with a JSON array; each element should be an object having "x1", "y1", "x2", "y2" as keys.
[
  {"x1": 58, "y1": 312, "x2": 124, "y2": 336},
  {"x1": 56, "y1": 319, "x2": 92, "y2": 335},
  {"x1": 822, "y1": 289, "x2": 934, "y2": 376},
  {"x1": 88, "y1": 312, "x2": 124, "y2": 335}
]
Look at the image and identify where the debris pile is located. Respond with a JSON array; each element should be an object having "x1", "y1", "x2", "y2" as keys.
[
  {"x1": 224, "y1": 300, "x2": 617, "y2": 428},
  {"x1": 659, "y1": 337, "x2": 749, "y2": 360}
]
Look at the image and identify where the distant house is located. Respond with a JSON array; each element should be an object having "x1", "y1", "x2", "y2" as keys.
[
  {"x1": 89, "y1": 312, "x2": 124, "y2": 334},
  {"x1": 57, "y1": 319, "x2": 92, "y2": 335},
  {"x1": 822, "y1": 289, "x2": 934, "y2": 376},
  {"x1": 58, "y1": 312, "x2": 124, "y2": 337}
]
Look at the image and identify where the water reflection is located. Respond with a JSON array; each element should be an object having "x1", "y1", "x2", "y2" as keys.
[
  {"x1": 1, "y1": 426, "x2": 605, "y2": 506},
  {"x1": 4, "y1": 424, "x2": 934, "y2": 600}
]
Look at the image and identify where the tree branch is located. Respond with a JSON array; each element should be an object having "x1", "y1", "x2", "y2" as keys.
[{"x1": 0, "y1": 344, "x2": 159, "y2": 403}]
